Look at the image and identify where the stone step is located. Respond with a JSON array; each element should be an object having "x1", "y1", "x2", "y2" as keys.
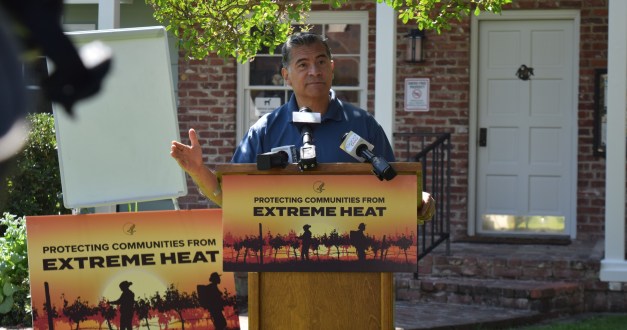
[
  {"x1": 417, "y1": 251, "x2": 600, "y2": 282},
  {"x1": 398, "y1": 277, "x2": 584, "y2": 315}
]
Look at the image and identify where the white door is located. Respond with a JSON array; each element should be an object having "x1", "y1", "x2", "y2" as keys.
[{"x1": 476, "y1": 19, "x2": 577, "y2": 235}]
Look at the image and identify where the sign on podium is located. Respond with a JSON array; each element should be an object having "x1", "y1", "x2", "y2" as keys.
[{"x1": 217, "y1": 162, "x2": 422, "y2": 330}]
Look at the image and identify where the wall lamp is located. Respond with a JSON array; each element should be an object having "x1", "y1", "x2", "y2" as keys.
[{"x1": 405, "y1": 29, "x2": 426, "y2": 63}]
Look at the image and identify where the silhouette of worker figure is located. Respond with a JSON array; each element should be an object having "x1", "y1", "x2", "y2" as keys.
[
  {"x1": 109, "y1": 280, "x2": 135, "y2": 330},
  {"x1": 350, "y1": 223, "x2": 368, "y2": 261},
  {"x1": 201, "y1": 272, "x2": 227, "y2": 330},
  {"x1": 299, "y1": 224, "x2": 313, "y2": 261}
]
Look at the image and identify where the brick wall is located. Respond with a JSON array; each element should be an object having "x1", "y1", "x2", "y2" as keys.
[
  {"x1": 175, "y1": 56, "x2": 238, "y2": 209},
  {"x1": 174, "y1": 0, "x2": 609, "y2": 241}
]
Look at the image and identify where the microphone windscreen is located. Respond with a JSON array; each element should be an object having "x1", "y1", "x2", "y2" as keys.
[
  {"x1": 339, "y1": 131, "x2": 374, "y2": 162},
  {"x1": 271, "y1": 145, "x2": 298, "y2": 163},
  {"x1": 292, "y1": 111, "x2": 321, "y2": 124}
]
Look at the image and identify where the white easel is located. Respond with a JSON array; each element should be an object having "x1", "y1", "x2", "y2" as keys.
[{"x1": 56, "y1": 8, "x2": 186, "y2": 213}]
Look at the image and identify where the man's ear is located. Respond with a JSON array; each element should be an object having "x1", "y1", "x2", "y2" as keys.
[{"x1": 281, "y1": 67, "x2": 290, "y2": 86}]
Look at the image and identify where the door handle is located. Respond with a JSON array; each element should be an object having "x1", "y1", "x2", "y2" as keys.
[{"x1": 479, "y1": 128, "x2": 487, "y2": 147}]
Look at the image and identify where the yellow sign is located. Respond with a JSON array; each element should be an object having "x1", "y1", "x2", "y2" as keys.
[
  {"x1": 222, "y1": 174, "x2": 418, "y2": 272},
  {"x1": 26, "y1": 210, "x2": 240, "y2": 330}
]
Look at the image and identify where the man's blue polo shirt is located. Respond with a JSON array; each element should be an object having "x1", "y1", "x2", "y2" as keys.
[{"x1": 231, "y1": 90, "x2": 395, "y2": 164}]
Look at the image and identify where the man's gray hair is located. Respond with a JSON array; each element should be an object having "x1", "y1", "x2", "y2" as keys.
[{"x1": 281, "y1": 32, "x2": 332, "y2": 68}]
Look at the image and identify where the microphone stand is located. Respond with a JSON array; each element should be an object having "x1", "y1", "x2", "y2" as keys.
[{"x1": 297, "y1": 107, "x2": 317, "y2": 170}]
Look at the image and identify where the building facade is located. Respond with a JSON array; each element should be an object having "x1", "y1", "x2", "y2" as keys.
[
  {"x1": 63, "y1": 0, "x2": 627, "y2": 306},
  {"x1": 167, "y1": 0, "x2": 609, "y2": 242}
]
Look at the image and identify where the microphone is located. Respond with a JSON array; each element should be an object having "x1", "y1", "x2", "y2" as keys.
[
  {"x1": 292, "y1": 107, "x2": 321, "y2": 170},
  {"x1": 340, "y1": 131, "x2": 397, "y2": 181},
  {"x1": 256, "y1": 145, "x2": 298, "y2": 170},
  {"x1": 271, "y1": 145, "x2": 299, "y2": 163}
]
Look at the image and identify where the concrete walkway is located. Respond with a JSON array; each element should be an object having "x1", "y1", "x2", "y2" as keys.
[{"x1": 394, "y1": 301, "x2": 542, "y2": 330}]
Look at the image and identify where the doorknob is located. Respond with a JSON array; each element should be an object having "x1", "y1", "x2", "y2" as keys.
[
  {"x1": 516, "y1": 64, "x2": 534, "y2": 81},
  {"x1": 479, "y1": 128, "x2": 487, "y2": 147}
]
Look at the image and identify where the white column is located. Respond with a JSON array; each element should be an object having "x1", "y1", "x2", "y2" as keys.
[
  {"x1": 374, "y1": 3, "x2": 396, "y2": 145},
  {"x1": 601, "y1": 0, "x2": 627, "y2": 282},
  {"x1": 98, "y1": 0, "x2": 121, "y2": 30}
]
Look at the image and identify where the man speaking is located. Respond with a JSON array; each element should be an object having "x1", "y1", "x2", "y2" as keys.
[{"x1": 170, "y1": 32, "x2": 395, "y2": 206}]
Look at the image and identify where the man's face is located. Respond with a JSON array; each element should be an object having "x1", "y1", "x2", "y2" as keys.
[{"x1": 281, "y1": 42, "x2": 334, "y2": 101}]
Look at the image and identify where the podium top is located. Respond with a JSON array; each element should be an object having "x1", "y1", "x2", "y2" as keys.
[{"x1": 215, "y1": 162, "x2": 421, "y2": 176}]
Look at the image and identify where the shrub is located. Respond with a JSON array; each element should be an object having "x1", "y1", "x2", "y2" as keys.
[
  {"x1": 1, "y1": 113, "x2": 70, "y2": 326},
  {"x1": 2, "y1": 113, "x2": 70, "y2": 217},
  {"x1": 0, "y1": 213, "x2": 30, "y2": 327}
]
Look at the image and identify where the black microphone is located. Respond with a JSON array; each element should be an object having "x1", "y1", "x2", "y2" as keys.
[
  {"x1": 292, "y1": 107, "x2": 321, "y2": 170},
  {"x1": 340, "y1": 131, "x2": 397, "y2": 181},
  {"x1": 256, "y1": 145, "x2": 298, "y2": 170}
]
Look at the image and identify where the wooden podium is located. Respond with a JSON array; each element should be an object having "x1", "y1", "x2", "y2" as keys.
[{"x1": 216, "y1": 163, "x2": 422, "y2": 330}]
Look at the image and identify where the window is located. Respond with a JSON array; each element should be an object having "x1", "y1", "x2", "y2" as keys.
[
  {"x1": 236, "y1": 11, "x2": 369, "y2": 142},
  {"x1": 23, "y1": 57, "x2": 53, "y2": 114}
]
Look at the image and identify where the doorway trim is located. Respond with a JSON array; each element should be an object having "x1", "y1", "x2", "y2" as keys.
[{"x1": 468, "y1": 9, "x2": 581, "y2": 237}]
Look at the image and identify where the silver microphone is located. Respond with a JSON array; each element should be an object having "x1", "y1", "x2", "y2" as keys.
[{"x1": 292, "y1": 107, "x2": 321, "y2": 170}]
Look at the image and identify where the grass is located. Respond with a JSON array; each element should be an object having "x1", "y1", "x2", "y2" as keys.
[{"x1": 514, "y1": 314, "x2": 627, "y2": 330}]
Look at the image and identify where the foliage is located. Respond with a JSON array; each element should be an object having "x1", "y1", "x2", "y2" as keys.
[
  {"x1": 1, "y1": 113, "x2": 68, "y2": 326},
  {"x1": 28, "y1": 283, "x2": 237, "y2": 329},
  {"x1": 135, "y1": 297, "x2": 153, "y2": 328},
  {"x1": 62, "y1": 295, "x2": 96, "y2": 329},
  {"x1": 2, "y1": 113, "x2": 70, "y2": 217},
  {"x1": 0, "y1": 213, "x2": 30, "y2": 326},
  {"x1": 224, "y1": 227, "x2": 416, "y2": 264},
  {"x1": 153, "y1": 284, "x2": 196, "y2": 329},
  {"x1": 95, "y1": 298, "x2": 116, "y2": 329},
  {"x1": 146, "y1": 0, "x2": 512, "y2": 62}
]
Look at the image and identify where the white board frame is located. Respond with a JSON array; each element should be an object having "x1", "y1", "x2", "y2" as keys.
[{"x1": 53, "y1": 26, "x2": 187, "y2": 208}]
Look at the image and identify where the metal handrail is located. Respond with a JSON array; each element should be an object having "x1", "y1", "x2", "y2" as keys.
[{"x1": 394, "y1": 132, "x2": 452, "y2": 279}]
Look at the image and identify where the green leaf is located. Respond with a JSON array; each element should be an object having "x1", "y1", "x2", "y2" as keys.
[
  {"x1": 146, "y1": 0, "x2": 511, "y2": 61},
  {"x1": 0, "y1": 295, "x2": 14, "y2": 314},
  {"x1": 3, "y1": 281, "x2": 16, "y2": 296}
]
